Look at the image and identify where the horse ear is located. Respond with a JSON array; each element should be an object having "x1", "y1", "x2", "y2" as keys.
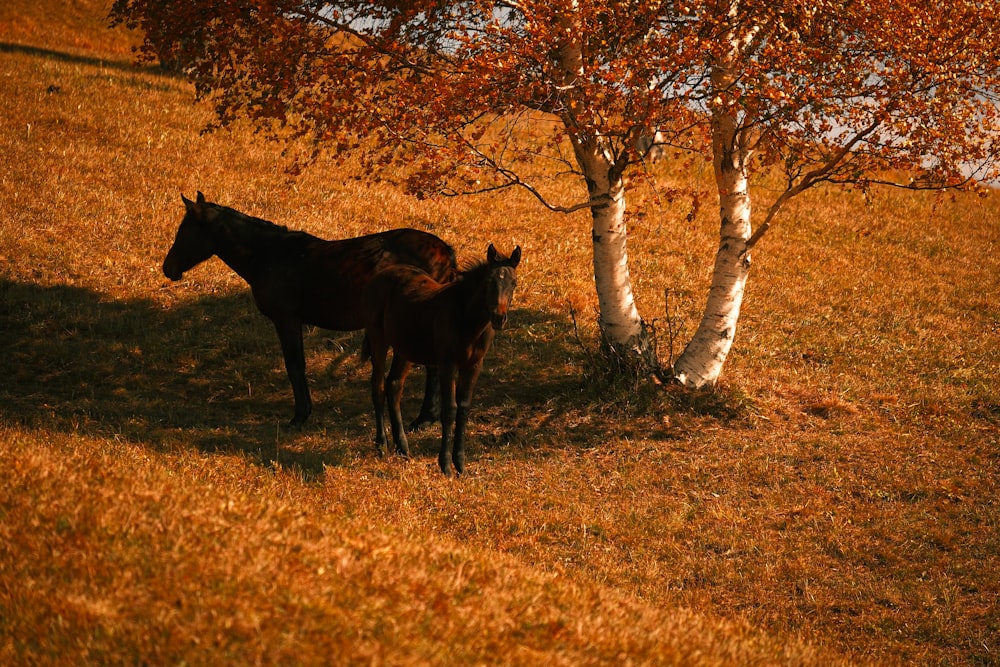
[
  {"x1": 183, "y1": 192, "x2": 208, "y2": 221},
  {"x1": 487, "y1": 243, "x2": 499, "y2": 263},
  {"x1": 509, "y1": 245, "x2": 521, "y2": 267}
]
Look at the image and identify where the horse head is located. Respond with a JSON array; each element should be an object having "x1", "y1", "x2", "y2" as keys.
[
  {"x1": 162, "y1": 191, "x2": 219, "y2": 281},
  {"x1": 485, "y1": 243, "x2": 521, "y2": 330}
]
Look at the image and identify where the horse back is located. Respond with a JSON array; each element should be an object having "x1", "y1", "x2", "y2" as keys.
[
  {"x1": 271, "y1": 229, "x2": 455, "y2": 331},
  {"x1": 365, "y1": 264, "x2": 444, "y2": 324},
  {"x1": 376, "y1": 229, "x2": 457, "y2": 284}
]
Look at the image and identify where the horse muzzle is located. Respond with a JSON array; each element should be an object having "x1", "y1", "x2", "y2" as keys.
[
  {"x1": 162, "y1": 259, "x2": 184, "y2": 282},
  {"x1": 491, "y1": 312, "x2": 508, "y2": 330}
]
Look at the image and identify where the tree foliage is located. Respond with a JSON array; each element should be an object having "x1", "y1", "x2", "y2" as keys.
[
  {"x1": 112, "y1": 1, "x2": 1000, "y2": 194},
  {"x1": 111, "y1": 0, "x2": 1000, "y2": 382}
]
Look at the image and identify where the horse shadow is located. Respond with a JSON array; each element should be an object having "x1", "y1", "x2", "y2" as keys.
[
  {"x1": 0, "y1": 279, "x2": 589, "y2": 476},
  {"x1": 0, "y1": 279, "x2": 347, "y2": 475}
]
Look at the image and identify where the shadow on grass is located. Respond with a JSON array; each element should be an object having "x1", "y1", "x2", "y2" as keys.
[
  {"x1": 0, "y1": 280, "x2": 593, "y2": 474},
  {"x1": 0, "y1": 279, "x2": 355, "y2": 476},
  {"x1": 0, "y1": 279, "x2": 755, "y2": 475},
  {"x1": 0, "y1": 41, "x2": 173, "y2": 77}
]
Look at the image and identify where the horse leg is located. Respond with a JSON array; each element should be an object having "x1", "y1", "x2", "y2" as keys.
[
  {"x1": 452, "y1": 361, "x2": 483, "y2": 476},
  {"x1": 386, "y1": 355, "x2": 412, "y2": 458},
  {"x1": 368, "y1": 341, "x2": 389, "y2": 456},
  {"x1": 274, "y1": 318, "x2": 311, "y2": 427},
  {"x1": 408, "y1": 365, "x2": 440, "y2": 432},
  {"x1": 438, "y1": 364, "x2": 457, "y2": 477}
]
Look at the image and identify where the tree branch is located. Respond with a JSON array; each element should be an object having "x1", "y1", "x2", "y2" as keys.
[
  {"x1": 294, "y1": 6, "x2": 440, "y2": 76},
  {"x1": 744, "y1": 117, "x2": 885, "y2": 254},
  {"x1": 443, "y1": 172, "x2": 610, "y2": 214}
]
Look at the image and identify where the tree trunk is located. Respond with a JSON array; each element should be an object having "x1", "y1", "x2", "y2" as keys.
[
  {"x1": 672, "y1": 64, "x2": 753, "y2": 388},
  {"x1": 582, "y1": 154, "x2": 657, "y2": 372},
  {"x1": 553, "y1": 4, "x2": 656, "y2": 375}
]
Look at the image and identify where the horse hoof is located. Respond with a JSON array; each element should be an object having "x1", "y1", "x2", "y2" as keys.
[{"x1": 407, "y1": 415, "x2": 437, "y2": 432}]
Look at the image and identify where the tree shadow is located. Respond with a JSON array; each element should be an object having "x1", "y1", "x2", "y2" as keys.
[
  {"x1": 0, "y1": 279, "x2": 357, "y2": 477},
  {"x1": 0, "y1": 41, "x2": 172, "y2": 77},
  {"x1": 0, "y1": 278, "x2": 745, "y2": 476},
  {"x1": 0, "y1": 279, "x2": 589, "y2": 477}
]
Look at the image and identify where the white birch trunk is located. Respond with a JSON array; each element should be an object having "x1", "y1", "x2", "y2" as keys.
[
  {"x1": 554, "y1": 4, "x2": 655, "y2": 370},
  {"x1": 673, "y1": 61, "x2": 753, "y2": 387},
  {"x1": 578, "y1": 149, "x2": 653, "y2": 365}
]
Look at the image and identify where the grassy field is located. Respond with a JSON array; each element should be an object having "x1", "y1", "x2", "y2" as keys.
[{"x1": 2, "y1": 1, "x2": 998, "y2": 664}]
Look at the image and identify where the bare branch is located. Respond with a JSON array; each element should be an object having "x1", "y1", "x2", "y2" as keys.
[
  {"x1": 443, "y1": 173, "x2": 611, "y2": 214},
  {"x1": 744, "y1": 117, "x2": 885, "y2": 254}
]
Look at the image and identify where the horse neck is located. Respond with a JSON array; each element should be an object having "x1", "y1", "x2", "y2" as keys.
[
  {"x1": 451, "y1": 266, "x2": 495, "y2": 331},
  {"x1": 206, "y1": 210, "x2": 288, "y2": 284}
]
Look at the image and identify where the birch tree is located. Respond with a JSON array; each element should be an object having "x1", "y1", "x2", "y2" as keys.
[
  {"x1": 666, "y1": 0, "x2": 1000, "y2": 385},
  {"x1": 111, "y1": 0, "x2": 1000, "y2": 386}
]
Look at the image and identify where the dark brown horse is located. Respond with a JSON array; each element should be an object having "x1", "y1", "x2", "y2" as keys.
[
  {"x1": 162, "y1": 192, "x2": 457, "y2": 427},
  {"x1": 362, "y1": 244, "x2": 521, "y2": 476}
]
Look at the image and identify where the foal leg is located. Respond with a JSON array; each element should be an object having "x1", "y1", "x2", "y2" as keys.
[
  {"x1": 438, "y1": 364, "x2": 457, "y2": 476},
  {"x1": 274, "y1": 318, "x2": 311, "y2": 427},
  {"x1": 408, "y1": 365, "x2": 440, "y2": 432},
  {"x1": 385, "y1": 355, "x2": 412, "y2": 457},
  {"x1": 368, "y1": 339, "x2": 389, "y2": 455},
  {"x1": 452, "y1": 361, "x2": 483, "y2": 476}
]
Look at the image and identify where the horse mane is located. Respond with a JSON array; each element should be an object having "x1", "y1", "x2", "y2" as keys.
[
  {"x1": 448, "y1": 256, "x2": 507, "y2": 308},
  {"x1": 208, "y1": 202, "x2": 314, "y2": 250},
  {"x1": 456, "y1": 256, "x2": 495, "y2": 281}
]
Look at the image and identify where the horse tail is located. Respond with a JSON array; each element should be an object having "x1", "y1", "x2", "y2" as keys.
[{"x1": 360, "y1": 333, "x2": 371, "y2": 362}]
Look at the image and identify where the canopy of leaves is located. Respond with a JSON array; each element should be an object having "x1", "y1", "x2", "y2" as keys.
[{"x1": 110, "y1": 0, "x2": 1000, "y2": 204}]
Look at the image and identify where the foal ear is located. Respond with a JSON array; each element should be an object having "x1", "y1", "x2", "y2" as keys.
[
  {"x1": 509, "y1": 245, "x2": 522, "y2": 267},
  {"x1": 196, "y1": 191, "x2": 207, "y2": 205},
  {"x1": 487, "y1": 243, "x2": 499, "y2": 263}
]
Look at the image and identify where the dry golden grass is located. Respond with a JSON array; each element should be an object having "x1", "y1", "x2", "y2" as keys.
[{"x1": 2, "y1": 1, "x2": 998, "y2": 665}]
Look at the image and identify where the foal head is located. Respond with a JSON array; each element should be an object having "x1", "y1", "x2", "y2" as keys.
[
  {"x1": 482, "y1": 243, "x2": 521, "y2": 330},
  {"x1": 162, "y1": 192, "x2": 218, "y2": 281}
]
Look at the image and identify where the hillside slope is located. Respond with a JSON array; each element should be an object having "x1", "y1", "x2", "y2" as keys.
[{"x1": 2, "y1": 1, "x2": 997, "y2": 665}]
